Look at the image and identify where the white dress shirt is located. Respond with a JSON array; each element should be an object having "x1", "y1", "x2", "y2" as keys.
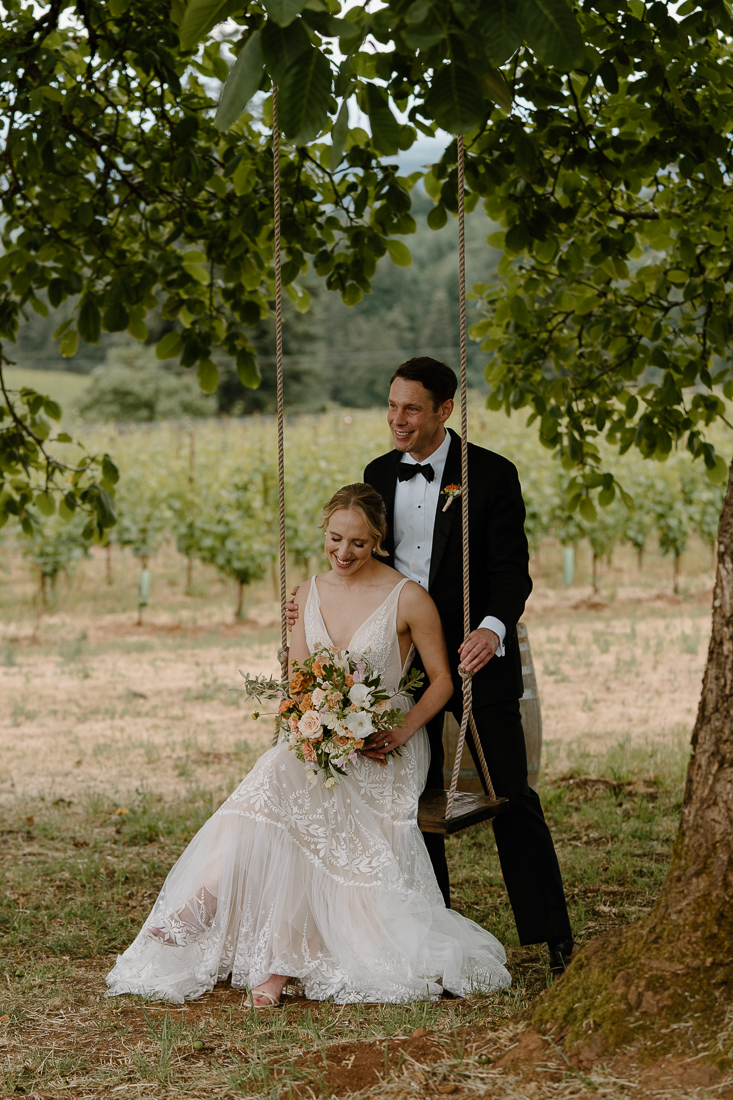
[{"x1": 393, "y1": 430, "x2": 506, "y2": 656}]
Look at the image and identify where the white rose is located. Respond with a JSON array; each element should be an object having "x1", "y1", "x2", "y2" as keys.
[
  {"x1": 342, "y1": 710, "x2": 374, "y2": 740},
  {"x1": 312, "y1": 687, "x2": 327, "y2": 708},
  {"x1": 298, "y1": 710, "x2": 322, "y2": 738},
  {"x1": 348, "y1": 683, "x2": 373, "y2": 708},
  {"x1": 372, "y1": 699, "x2": 389, "y2": 714}
]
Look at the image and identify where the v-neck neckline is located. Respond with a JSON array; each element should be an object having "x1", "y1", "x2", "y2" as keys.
[{"x1": 312, "y1": 576, "x2": 405, "y2": 652}]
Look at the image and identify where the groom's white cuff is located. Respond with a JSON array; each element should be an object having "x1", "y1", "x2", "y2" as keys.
[{"x1": 478, "y1": 616, "x2": 506, "y2": 657}]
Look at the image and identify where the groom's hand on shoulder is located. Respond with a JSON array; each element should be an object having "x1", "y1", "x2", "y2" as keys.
[
  {"x1": 458, "y1": 628, "x2": 499, "y2": 673},
  {"x1": 285, "y1": 586, "x2": 300, "y2": 631}
]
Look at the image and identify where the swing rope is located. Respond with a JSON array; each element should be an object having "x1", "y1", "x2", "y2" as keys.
[
  {"x1": 272, "y1": 85, "x2": 289, "y2": 746},
  {"x1": 270, "y1": 106, "x2": 498, "y2": 812},
  {"x1": 445, "y1": 136, "x2": 496, "y2": 816}
]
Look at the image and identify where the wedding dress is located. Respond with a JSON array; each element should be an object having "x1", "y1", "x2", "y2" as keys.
[{"x1": 106, "y1": 577, "x2": 511, "y2": 1003}]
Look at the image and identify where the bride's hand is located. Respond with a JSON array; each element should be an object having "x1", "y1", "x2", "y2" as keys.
[
  {"x1": 284, "y1": 586, "x2": 300, "y2": 631},
  {"x1": 361, "y1": 725, "x2": 414, "y2": 762}
]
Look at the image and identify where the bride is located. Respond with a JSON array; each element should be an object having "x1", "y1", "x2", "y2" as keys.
[{"x1": 106, "y1": 483, "x2": 510, "y2": 1005}]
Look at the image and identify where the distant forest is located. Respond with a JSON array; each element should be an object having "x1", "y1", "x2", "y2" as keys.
[{"x1": 12, "y1": 192, "x2": 500, "y2": 418}]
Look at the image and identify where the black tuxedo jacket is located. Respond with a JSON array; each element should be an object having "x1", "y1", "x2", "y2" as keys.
[{"x1": 364, "y1": 428, "x2": 532, "y2": 708}]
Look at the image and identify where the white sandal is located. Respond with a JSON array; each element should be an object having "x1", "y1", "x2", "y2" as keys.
[{"x1": 249, "y1": 988, "x2": 283, "y2": 1009}]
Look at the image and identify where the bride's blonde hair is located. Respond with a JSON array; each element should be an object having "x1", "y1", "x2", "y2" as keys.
[{"x1": 320, "y1": 484, "x2": 389, "y2": 557}]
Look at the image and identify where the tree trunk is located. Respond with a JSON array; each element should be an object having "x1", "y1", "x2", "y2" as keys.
[
  {"x1": 532, "y1": 461, "x2": 733, "y2": 1056},
  {"x1": 235, "y1": 578, "x2": 245, "y2": 622},
  {"x1": 186, "y1": 556, "x2": 193, "y2": 591},
  {"x1": 592, "y1": 551, "x2": 600, "y2": 595},
  {"x1": 106, "y1": 542, "x2": 113, "y2": 586},
  {"x1": 673, "y1": 550, "x2": 682, "y2": 595},
  {"x1": 637, "y1": 545, "x2": 644, "y2": 572}
]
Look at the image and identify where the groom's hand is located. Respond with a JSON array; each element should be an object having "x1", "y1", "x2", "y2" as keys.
[
  {"x1": 459, "y1": 628, "x2": 499, "y2": 673},
  {"x1": 284, "y1": 586, "x2": 300, "y2": 631}
]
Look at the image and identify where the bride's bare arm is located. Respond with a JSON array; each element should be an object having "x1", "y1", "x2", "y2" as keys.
[
  {"x1": 362, "y1": 582, "x2": 453, "y2": 759},
  {"x1": 288, "y1": 579, "x2": 311, "y2": 672}
]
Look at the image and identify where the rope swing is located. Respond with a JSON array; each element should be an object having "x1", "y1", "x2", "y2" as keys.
[{"x1": 270, "y1": 100, "x2": 507, "y2": 831}]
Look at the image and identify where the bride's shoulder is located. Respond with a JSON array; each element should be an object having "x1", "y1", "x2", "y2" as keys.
[{"x1": 293, "y1": 577, "x2": 313, "y2": 606}]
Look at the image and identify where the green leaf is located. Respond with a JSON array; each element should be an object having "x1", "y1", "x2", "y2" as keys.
[
  {"x1": 156, "y1": 332, "x2": 183, "y2": 360},
  {"x1": 216, "y1": 31, "x2": 265, "y2": 132},
  {"x1": 183, "y1": 262, "x2": 209, "y2": 284},
  {"x1": 386, "y1": 240, "x2": 412, "y2": 267},
  {"x1": 43, "y1": 397, "x2": 61, "y2": 421},
  {"x1": 237, "y1": 350, "x2": 262, "y2": 388},
  {"x1": 262, "y1": 0, "x2": 308, "y2": 26},
  {"x1": 424, "y1": 65, "x2": 485, "y2": 135},
  {"x1": 179, "y1": 0, "x2": 233, "y2": 49},
  {"x1": 476, "y1": 0, "x2": 522, "y2": 64},
  {"x1": 427, "y1": 204, "x2": 448, "y2": 230},
  {"x1": 286, "y1": 283, "x2": 311, "y2": 312},
  {"x1": 127, "y1": 312, "x2": 148, "y2": 341},
  {"x1": 481, "y1": 64, "x2": 513, "y2": 112},
  {"x1": 103, "y1": 302, "x2": 129, "y2": 332},
  {"x1": 330, "y1": 99, "x2": 349, "y2": 170},
  {"x1": 278, "y1": 48, "x2": 332, "y2": 145},
  {"x1": 578, "y1": 496, "x2": 597, "y2": 523},
  {"x1": 78, "y1": 298, "x2": 101, "y2": 345},
  {"x1": 59, "y1": 329, "x2": 79, "y2": 358},
  {"x1": 517, "y1": 0, "x2": 584, "y2": 69},
  {"x1": 365, "y1": 84, "x2": 401, "y2": 156},
  {"x1": 706, "y1": 454, "x2": 729, "y2": 486},
  {"x1": 509, "y1": 295, "x2": 531, "y2": 325},
  {"x1": 262, "y1": 19, "x2": 311, "y2": 84},
  {"x1": 197, "y1": 358, "x2": 220, "y2": 394},
  {"x1": 35, "y1": 492, "x2": 55, "y2": 517}
]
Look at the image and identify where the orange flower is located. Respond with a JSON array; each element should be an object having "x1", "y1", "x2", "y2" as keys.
[
  {"x1": 290, "y1": 670, "x2": 314, "y2": 695},
  {"x1": 312, "y1": 661, "x2": 324, "y2": 678},
  {"x1": 344, "y1": 674, "x2": 354, "y2": 688},
  {"x1": 279, "y1": 698, "x2": 297, "y2": 714},
  {"x1": 300, "y1": 692, "x2": 313, "y2": 712},
  {"x1": 302, "y1": 741, "x2": 317, "y2": 763}
]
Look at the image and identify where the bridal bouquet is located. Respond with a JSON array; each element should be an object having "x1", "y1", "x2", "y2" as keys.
[{"x1": 241, "y1": 646, "x2": 423, "y2": 788}]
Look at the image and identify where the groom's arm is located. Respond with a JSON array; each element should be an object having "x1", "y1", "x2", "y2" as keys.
[{"x1": 475, "y1": 453, "x2": 533, "y2": 637}]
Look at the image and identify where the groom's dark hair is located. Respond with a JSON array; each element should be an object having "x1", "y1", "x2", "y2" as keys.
[{"x1": 390, "y1": 357, "x2": 457, "y2": 408}]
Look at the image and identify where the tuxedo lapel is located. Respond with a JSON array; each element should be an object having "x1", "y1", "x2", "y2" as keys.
[{"x1": 428, "y1": 429, "x2": 462, "y2": 591}]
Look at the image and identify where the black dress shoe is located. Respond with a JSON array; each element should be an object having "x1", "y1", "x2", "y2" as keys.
[{"x1": 548, "y1": 939, "x2": 578, "y2": 975}]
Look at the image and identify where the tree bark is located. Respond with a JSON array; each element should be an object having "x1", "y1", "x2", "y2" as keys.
[
  {"x1": 673, "y1": 550, "x2": 682, "y2": 595},
  {"x1": 533, "y1": 461, "x2": 733, "y2": 1055}
]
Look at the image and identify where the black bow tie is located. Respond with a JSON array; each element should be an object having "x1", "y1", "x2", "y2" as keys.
[{"x1": 398, "y1": 463, "x2": 435, "y2": 483}]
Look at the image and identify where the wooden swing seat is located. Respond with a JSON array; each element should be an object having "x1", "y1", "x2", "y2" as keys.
[{"x1": 418, "y1": 789, "x2": 509, "y2": 835}]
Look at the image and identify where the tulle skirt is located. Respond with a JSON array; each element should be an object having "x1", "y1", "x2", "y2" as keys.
[{"x1": 106, "y1": 728, "x2": 510, "y2": 1004}]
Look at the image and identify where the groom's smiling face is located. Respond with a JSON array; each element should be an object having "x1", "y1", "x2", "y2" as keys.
[{"x1": 387, "y1": 379, "x2": 453, "y2": 461}]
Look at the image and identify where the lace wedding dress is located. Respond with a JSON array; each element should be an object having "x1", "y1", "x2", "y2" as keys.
[{"x1": 106, "y1": 577, "x2": 511, "y2": 1003}]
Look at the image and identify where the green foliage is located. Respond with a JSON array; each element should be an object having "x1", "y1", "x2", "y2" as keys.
[
  {"x1": 0, "y1": 353, "x2": 117, "y2": 540},
  {"x1": 77, "y1": 347, "x2": 214, "y2": 423},
  {"x1": 20, "y1": 511, "x2": 91, "y2": 598}
]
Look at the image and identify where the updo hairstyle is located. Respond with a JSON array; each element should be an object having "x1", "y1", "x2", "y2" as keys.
[{"x1": 319, "y1": 483, "x2": 389, "y2": 557}]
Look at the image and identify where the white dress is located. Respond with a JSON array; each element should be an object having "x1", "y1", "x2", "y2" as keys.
[{"x1": 106, "y1": 577, "x2": 510, "y2": 1004}]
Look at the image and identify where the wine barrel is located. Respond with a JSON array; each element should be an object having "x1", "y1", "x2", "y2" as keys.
[
  {"x1": 517, "y1": 622, "x2": 543, "y2": 789},
  {"x1": 441, "y1": 622, "x2": 543, "y2": 792}
]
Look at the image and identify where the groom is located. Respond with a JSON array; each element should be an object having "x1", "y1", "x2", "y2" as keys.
[{"x1": 363, "y1": 357, "x2": 575, "y2": 972}]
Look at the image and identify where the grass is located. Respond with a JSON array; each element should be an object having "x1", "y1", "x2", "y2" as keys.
[
  {"x1": 1, "y1": 366, "x2": 90, "y2": 415},
  {"x1": 0, "y1": 733, "x2": 689, "y2": 1098}
]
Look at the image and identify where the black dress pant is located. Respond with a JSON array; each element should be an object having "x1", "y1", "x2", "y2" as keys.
[{"x1": 421, "y1": 699, "x2": 572, "y2": 946}]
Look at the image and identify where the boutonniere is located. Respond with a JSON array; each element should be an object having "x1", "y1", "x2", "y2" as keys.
[{"x1": 441, "y1": 484, "x2": 462, "y2": 512}]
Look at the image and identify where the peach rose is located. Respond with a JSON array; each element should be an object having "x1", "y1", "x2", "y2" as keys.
[
  {"x1": 302, "y1": 741, "x2": 317, "y2": 763},
  {"x1": 298, "y1": 710, "x2": 323, "y2": 738}
]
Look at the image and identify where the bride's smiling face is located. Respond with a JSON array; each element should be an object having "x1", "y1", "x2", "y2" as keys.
[{"x1": 325, "y1": 509, "x2": 376, "y2": 576}]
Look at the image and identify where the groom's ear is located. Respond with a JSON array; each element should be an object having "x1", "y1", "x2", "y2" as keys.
[{"x1": 439, "y1": 399, "x2": 454, "y2": 424}]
